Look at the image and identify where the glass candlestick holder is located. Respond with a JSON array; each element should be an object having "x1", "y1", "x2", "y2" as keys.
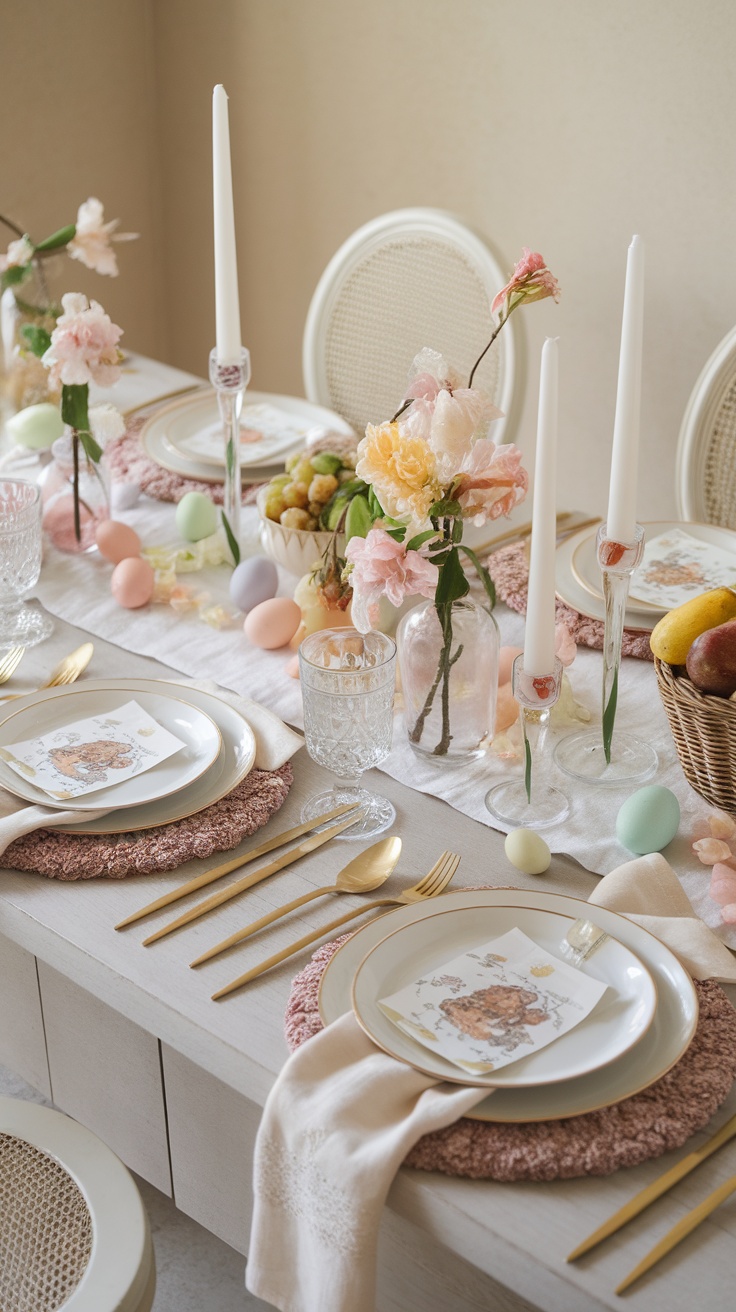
[
  {"x1": 209, "y1": 347, "x2": 251, "y2": 554},
  {"x1": 485, "y1": 654, "x2": 570, "y2": 829},
  {"x1": 554, "y1": 521, "x2": 658, "y2": 784}
]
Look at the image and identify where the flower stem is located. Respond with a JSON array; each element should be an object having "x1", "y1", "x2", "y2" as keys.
[
  {"x1": 409, "y1": 600, "x2": 464, "y2": 754},
  {"x1": 0, "y1": 213, "x2": 24, "y2": 239},
  {"x1": 467, "y1": 311, "x2": 507, "y2": 389},
  {"x1": 72, "y1": 431, "x2": 81, "y2": 543}
]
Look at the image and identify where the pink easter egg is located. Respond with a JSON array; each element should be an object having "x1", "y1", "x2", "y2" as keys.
[
  {"x1": 244, "y1": 597, "x2": 301, "y2": 650},
  {"x1": 498, "y1": 646, "x2": 523, "y2": 687},
  {"x1": 95, "y1": 518, "x2": 141, "y2": 564},
  {"x1": 495, "y1": 681, "x2": 519, "y2": 733},
  {"x1": 111, "y1": 556, "x2": 155, "y2": 609}
]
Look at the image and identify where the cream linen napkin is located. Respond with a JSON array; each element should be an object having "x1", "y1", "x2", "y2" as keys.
[
  {"x1": 246, "y1": 854, "x2": 736, "y2": 1312},
  {"x1": 0, "y1": 682, "x2": 303, "y2": 859}
]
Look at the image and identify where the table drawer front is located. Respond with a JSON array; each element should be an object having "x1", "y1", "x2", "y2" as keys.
[{"x1": 0, "y1": 937, "x2": 52, "y2": 1099}]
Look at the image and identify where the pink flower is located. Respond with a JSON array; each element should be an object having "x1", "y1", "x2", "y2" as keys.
[
  {"x1": 42, "y1": 293, "x2": 123, "y2": 391},
  {"x1": 491, "y1": 248, "x2": 560, "y2": 316},
  {"x1": 401, "y1": 349, "x2": 501, "y2": 473},
  {"x1": 709, "y1": 862, "x2": 736, "y2": 906},
  {"x1": 692, "y1": 837, "x2": 733, "y2": 866},
  {"x1": 454, "y1": 440, "x2": 529, "y2": 526},
  {"x1": 555, "y1": 623, "x2": 577, "y2": 667},
  {"x1": 0, "y1": 234, "x2": 34, "y2": 273},
  {"x1": 345, "y1": 527, "x2": 439, "y2": 632},
  {"x1": 68, "y1": 198, "x2": 138, "y2": 277}
]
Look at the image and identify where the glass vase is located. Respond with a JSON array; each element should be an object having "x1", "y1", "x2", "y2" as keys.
[
  {"x1": 0, "y1": 264, "x2": 61, "y2": 413},
  {"x1": 40, "y1": 432, "x2": 109, "y2": 554},
  {"x1": 397, "y1": 598, "x2": 499, "y2": 763}
]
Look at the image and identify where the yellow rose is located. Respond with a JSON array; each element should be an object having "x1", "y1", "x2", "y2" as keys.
[{"x1": 356, "y1": 422, "x2": 439, "y2": 521}]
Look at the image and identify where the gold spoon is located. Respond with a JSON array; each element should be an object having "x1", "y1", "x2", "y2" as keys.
[
  {"x1": 190, "y1": 835, "x2": 403, "y2": 967},
  {"x1": 0, "y1": 642, "x2": 94, "y2": 701}
]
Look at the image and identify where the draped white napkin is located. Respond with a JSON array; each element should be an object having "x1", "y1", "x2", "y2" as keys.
[
  {"x1": 0, "y1": 681, "x2": 303, "y2": 858},
  {"x1": 246, "y1": 856, "x2": 736, "y2": 1312}
]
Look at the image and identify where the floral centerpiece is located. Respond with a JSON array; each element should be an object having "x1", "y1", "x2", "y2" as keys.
[{"x1": 325, "y1": 249, "x2": 560, "y2": 758}]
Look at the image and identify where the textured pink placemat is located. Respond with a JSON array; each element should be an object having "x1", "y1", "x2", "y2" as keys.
[
  {"x1": 488, "y1": 541, "x2": 653, "y2": 661},
  {"x1": 4, "y1": 763, "x2": 292, "y2": 880},
  {"x1": 106, "y1": 416, "x2": 264, "y2": 506},
  {"x1": 285, "y1": 931, "x2": 736, "y2": 1181}
]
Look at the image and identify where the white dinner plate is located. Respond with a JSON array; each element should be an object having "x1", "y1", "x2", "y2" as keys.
[
  {"x1": 555, "y1": 526, "x2": 653, "y2": 632},
  {"x1": 0, "y1": 679, "x2": 256, "y2": 834},
  {"x1": 320, "y1": 889, "x2": 698, "y2": 1122},
  {"x1": 351, "y1": 904, "x2": 656, "y2": 1088},
  {"x1": 570, "y1": 520, "x2": 736, "y2": 614},
  {"x1": 0, "y1": 687, "x2": 221, "y2": 812},
  {"x1": 140, "y1": 389, "x2": 355, "y2": 483}
]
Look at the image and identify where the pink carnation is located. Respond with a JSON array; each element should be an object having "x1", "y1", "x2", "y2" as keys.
[
  {"x1": 345, "y1": 527, "x2": 439, "y2": 632},
  {"x1": 68, "y1": 198, "x2": 138, "y2": 277},
  {"x1": 492, "y1": 248, "x2": 560, "y2": 315},
  {"x1": 454, "y1": 440, "x2": 529, "y2": 526},
  {"x1": 42, "y1": 293, "x2": 123, "y2": 391}
]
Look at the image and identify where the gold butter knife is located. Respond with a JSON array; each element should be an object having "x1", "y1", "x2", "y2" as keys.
[
  {"x1": 115, "y1": 802, "x2": 362, "y2": 930},
  {"x1": 141, "y1": 809, "x2": 365, "y2": 945},
  {"x1": 616, "y1": 1173, "x2": 736, "y2": 1293},
  {"x1": 567, "y1": 1111, "x2": 736, "y2": 1261}
]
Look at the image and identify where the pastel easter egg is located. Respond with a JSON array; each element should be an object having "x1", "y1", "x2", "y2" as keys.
[
  {"x1": 495, "y1": 681, "x2": 518, "y2": 733},
  {"x1": 285, "y1": 654, "x2": 300, "y2": 679},
  {"x1": 504, "y1": 828, "x2": 551, "y2": 875},
  {"x1": 498, "y1": 646, "x2": 523, "y2": 687},
  {"x1": 6, "y1": 403, "x2": 64, "y2": 449},
  {"x1": 229, "y1": 556, "x2": 279, "y2": 613},
  {"x1": 175, "y1": 491, "x2": 218, "y2": 542},
  {"x1": 111, "y1": 556, "x2": 155, "y2": 609},
  {"x1": 616, "y1": 785, "x2": 680, "y2": 855},
  {"x1": 244, "y1": 597, "x2": 301, "y2": 649},
  {"x1": 95, "y1": 519, "x2": 142, "y2": 564}
]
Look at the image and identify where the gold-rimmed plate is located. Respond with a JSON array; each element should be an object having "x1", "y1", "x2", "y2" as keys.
[
  {"x1": 350, "y1": 904, "x2": 657, "y2": 1088},
  {"x1": 0, "y1": 679, "x2": 256, "y2": 834},
  {"x1": 555, "y1": 525, "x2": 652, "y2": 632},
  {"x1": 320, "y1": 888, "x2": 698, "y2": 1122}
]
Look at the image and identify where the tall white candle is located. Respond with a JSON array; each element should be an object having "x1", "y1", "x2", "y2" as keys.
[
  {"x1": 524, "y1": 337, "x2": 559, "y2": 677},
  {"x1": 212, "y1": 84, "x2": 242, "y2": 365},
  {"x1": 606, "y1": 235, "x2": 644, "y2": 544}
]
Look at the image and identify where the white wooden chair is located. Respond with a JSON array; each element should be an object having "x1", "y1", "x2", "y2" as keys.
[
  {"x1": 0, "y1": 1097, "x2": 155, "y2": 1312},
  {"x1": 302, "y1": 208, "x2": 521, "y2": 442},
  {"x1": 676, "y1": 324, "x2": 736, "y2": 527}
]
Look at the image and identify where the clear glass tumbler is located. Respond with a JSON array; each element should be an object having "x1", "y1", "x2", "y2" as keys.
[
  {"x1": 0, "y1": 478, "x2": 54, "y2": 649},
  {"x1": 299, "y1": 628, "x2": 397, "y2": 840}
]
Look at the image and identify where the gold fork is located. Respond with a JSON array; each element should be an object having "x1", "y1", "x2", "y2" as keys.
[
  {"x1": 210, "y1": 850, "x2": 461, "y2": 999},
  {"x1": 0, "y1": 642, "x2": 94, "y2": 701},
  {"x1": 0, "y1": 647, "x2": 25, "y2": 686}
]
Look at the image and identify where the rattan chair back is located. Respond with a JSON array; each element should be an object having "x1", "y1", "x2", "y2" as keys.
[{"x1": 676, "y1": 324, "x2": 736, "y2": 527}]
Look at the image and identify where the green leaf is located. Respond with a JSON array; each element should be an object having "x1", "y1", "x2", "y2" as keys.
[
  {"x1": 385, "y1": 528, "x2": 405, "y2": 542},
  {"x1": 458, "y1": 544, "x2": 496, "y2": 610},
  {"x1": 524, "y1": 724, "x2": 532, "y2": 803},
  {"x1": 78, "y1": 430, "x2": 102, "y2": 464},
  {"x1": 429, "y1": 498, "x2": 462, "y2": 520},
  {"x1": 1, "y1": 264, "x2": 30, "y2": 290},
  {"x1": 435, "y1": 547, "x2": 469, "y2": 607},
  {"x1": 221, "y1": 510, "x2": 241, "y2": 566},
  {"x1": 344, "y1": 493, "x2": 374, "y2": 544},
  {"x1": 451, "y1": 517, "x2": 463, "y2": 543},
  {"x1": 368, "y1": 487, "x2": 384, "y2": 518},
  {"x1": 19, "y1": 324, "x2": 51, "y2": 358},
  {"x1": 602, "y1": 666, "x2": 618, "y2": 765},
  {"x1": 405, "y1": 529, "x2": 437, "y2": 553},
  {"x1": 35, "y1": 224, "x2": 75, "y2": 252},
  {"x1": 61, "y1": 384, "x2": 89, "y2": 432}
]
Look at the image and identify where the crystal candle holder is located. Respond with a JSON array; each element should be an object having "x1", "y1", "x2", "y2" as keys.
[
  {"x1": 554, "y1": 521, "x2": 658, "y2": 784},
  {"x1": 209, "y1": 347, "x2": 251, "y2": 553},
  {"x1": 486, "y1": 654, "x2": 569, "y2": 829}
]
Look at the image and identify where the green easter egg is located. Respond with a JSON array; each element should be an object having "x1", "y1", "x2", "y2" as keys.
[
  {"x1": 615, "y1": 785, "x2": 680, "y2": 855},
  {"x1": 175, "y1": 491, "x2": 218, "y2": 542},
  {"x1": 6, "y1": 403, "x2": 64, "y2": 449}
]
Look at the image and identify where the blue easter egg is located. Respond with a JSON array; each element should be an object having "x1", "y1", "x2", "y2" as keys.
[
  {"x1": 616, "y1": 785, "x2": 680, "y2": 855},
  {"x1": 229, "y1": 556, "x2": 279, "y2": 613}
]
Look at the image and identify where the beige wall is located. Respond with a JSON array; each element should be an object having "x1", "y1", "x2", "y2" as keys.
[{"x1": 4, "y1": 1, "x2": 736, "y2": 520}]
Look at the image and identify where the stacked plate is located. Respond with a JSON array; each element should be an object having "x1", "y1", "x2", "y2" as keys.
[
  {"x1": 319, "y1": 889, "x2": 699, "y2": 1122},
  {"x1": 140, "y1": 389, "x2": 356, "y2": 485},
  {"x1": 0, "y1": 678, "x2": 256, "y2": 835},
  {"x1": 556, "y1": 519, "x2": 736, "y2": 632}
]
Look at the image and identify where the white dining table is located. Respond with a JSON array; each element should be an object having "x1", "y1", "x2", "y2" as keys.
[{"x1": 0, "y1": 358, "x2": 735, "y2": 1312}]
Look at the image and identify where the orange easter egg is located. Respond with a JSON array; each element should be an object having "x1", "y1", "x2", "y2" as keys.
[
  {"x1": 111, "y1": 557, "x2": 155, "y2": 609},
  {"x1": 95, "y1": 518, "x2": 141, "y2": 564},
  {"x1": 498, "y1": 646, "x2": 523, "y2": 687},
  {"x1": 244, "y1": 597, "x2": 301, "y2": 649}
]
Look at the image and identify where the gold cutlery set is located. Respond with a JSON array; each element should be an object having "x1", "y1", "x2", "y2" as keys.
[
  {"x1": 0, "y1": 642, "x2": 94, "y2": 698},
  {"x1": 116, "y1": 801, "x2": 460, "y2": 1001}
]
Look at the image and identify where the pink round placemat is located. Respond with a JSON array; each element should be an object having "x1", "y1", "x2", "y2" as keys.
[
  {"x1": 106, "y1": 417, "x2": 264, "y2": 506},
  {"x1": 285, "y1": 933, "x2": 736, "y2": 1181},
  {"x1": 4, "y1": 763, "x2": 293, "y2": 880},
  {"x1": 488, "y1": 540, "x2": 653, "y2": 661}
]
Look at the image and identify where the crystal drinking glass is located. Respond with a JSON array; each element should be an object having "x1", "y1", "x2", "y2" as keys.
[
  {"x1": 0, "y1": 479, "x2": 53, "y2": 649},
  {"x1": 299, "y1": 628, "x2": 397, "y2": 839}
]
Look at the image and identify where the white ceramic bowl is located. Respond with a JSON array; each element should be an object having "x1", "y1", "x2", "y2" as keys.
[{"x1": 257, "y1": 488, "x2": 343, "y2": 578}]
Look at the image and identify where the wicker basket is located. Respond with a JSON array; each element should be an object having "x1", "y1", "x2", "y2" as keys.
[{"x1": 655, "y1": 656, "x2": 736, "y2": 811}]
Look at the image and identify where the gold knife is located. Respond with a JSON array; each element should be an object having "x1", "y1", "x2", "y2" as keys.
[
  {"x1": 141, "y1": 809, "x2": 365, "y2": 945},
  {"x1": 616, "y1": 1173, "x2": 736, "y2": 1293},
  {"x1": 115, "y1": 802, "x2": 362, "y2": 930},
  {"x1": 567, "y1": 1111, "x2": 736, "y2": 1261}
]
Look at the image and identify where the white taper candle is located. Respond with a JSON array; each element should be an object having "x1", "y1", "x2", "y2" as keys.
[
  {"x1": 212, "y1": 85, "x2": 242, "y2": 364},
  {"x1": 606, "y1": 235, "x2": 644, "y2": 544},
  {"x1": 524, "y1": 337, "x2": 559, "y2": 677}
]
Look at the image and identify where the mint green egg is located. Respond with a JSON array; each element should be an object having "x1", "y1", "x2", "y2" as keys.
[
  {"x1": 6, "y1": 403, "x2": 64, "y2": 449},
  {"x1": 615, "y1": 785, "x2": 680, "y2": 855},
  {"x1": 175, "y1": 491, "x2": 218, "y2": 542}
]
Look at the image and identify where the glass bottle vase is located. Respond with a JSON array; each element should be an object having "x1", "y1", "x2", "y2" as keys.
[
  {"x1": 40, "y1": 432, "x2": 109, "y2": 554},
  {"x1": 397, "y1": 598, "x2": 499, "y2": 763}
]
